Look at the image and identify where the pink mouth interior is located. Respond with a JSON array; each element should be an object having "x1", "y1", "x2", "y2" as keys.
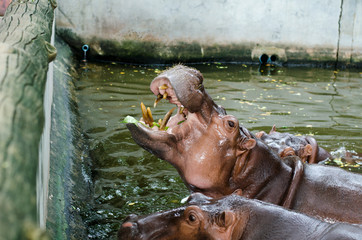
[{"x1": 149, "y1": 78, "x2": 189, "y2": 131}]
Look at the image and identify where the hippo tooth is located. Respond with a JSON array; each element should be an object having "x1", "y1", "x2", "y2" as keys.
[
  {"x1": 179, "y1": 106, "x2": 185, "y2": 115},
  {"x1": 160, "y1": 107, "x2": 176, "y2": 130},
  {"x1": 163, "y1": 92, "x2": 168, "y2": 99},
  {"x1": 140, "y1": 102, "x2": 152, "y2": 127},
  {"x1": 154, "y1": 94, "x2": 162, "y2": 108},
  {"x1": 147, "y1": 107, "x2": 154, "y2": 123},
  {"x1": 141, "y1": 102, "x2": 147, "y2": 122},
  {"x1": 159, "y1": 84, "x2": 168, "y2": 90}
]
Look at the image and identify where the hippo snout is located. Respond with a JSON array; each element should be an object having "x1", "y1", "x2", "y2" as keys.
[{"x1": 118, "y1": 214, "x2": 141, "y2": 240}]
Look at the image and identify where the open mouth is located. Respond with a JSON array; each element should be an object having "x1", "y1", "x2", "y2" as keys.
[{"x1": 139, "y1": 77, "x2": 189, "y2": 133}]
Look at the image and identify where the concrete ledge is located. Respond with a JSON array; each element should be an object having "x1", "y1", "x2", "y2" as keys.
[
  {"x1": 46, "y1": 37, "x2": 93, "y2": 240},
  {"x1": 57, "y1": 0, "x2": 362, "y2": 67}
]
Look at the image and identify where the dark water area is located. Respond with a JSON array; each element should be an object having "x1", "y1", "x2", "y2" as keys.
[{"x1": 74, "y1": 62, "x2": 362, "y2": 239}]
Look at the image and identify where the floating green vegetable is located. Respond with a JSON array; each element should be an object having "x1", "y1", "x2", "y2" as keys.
[
  {"x1": 122, "y1": 115, "x2": 168, "y2": 130},
  {"x1": 122, "y1": 115, "x2": 138, "y2": 124}
]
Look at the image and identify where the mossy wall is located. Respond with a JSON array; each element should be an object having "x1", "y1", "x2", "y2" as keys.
[
  {"x1": 0, "y1": 0, "x2": 56, "y2": 239},
  {"x1": 46, "y1": 37, "x2": 93, "y2": 240},
  {"x1": 56, "y1": 0, "x2": 362, "y2": 67}
]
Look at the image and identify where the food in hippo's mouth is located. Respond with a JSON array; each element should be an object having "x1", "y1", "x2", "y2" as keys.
[{"x1": 138, "y1": 79, "x2": 189, "y2": 131}]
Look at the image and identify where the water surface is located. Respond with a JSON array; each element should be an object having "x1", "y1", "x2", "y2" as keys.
[{"x1": 75, "y1": 62, "x2": 362, "y2": 239}]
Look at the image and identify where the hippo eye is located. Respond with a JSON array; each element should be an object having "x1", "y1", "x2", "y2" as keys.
[
  {"x1": 228, "y1": 120, "x2": 235, "y2": 128},
  {"x1": 185, "y1": 207, "x2": 201, "y2": 225},
  {"x1": 188, "y1": 213, "x2": 196, "y2": 222}
]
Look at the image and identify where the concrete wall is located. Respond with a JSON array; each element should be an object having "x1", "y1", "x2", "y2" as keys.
[
  {"x1": 56, "y1": 0, "x2": 362, "y2": 66},
  {"x1": 46, "y1": 37, "x2": 93, "y2": 240}
]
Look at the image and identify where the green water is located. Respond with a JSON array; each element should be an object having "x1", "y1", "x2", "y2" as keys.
[{"x1": 75, "y1": 62, "x2": 362, "y2": 239}]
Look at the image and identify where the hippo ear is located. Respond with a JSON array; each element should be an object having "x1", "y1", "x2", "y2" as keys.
[
  {"x1": 220, "y1": 210, "x2": 249, "y2": 240},
  {"x1": 269, "y1": 125, "x2": 277, "y2": 133},
  {"x1": 300, "y1": 144, "x2": 313, "y2": 163},
  {"x1": 303, "y1": 144, "x2": 313, "y2": 156},
  {"x1": 254, "y1": 131, "x2": 265, "y2": 139},
  {"x1": 232, "y1": 189, "x2": 243, "y2": 196},
  {"x1": 216, "y1": 211, "x2": 236, "y2": 230},
  {"x1": 236, "y1": 138, "x2": 256, "y2": 157},
  {"x1": 244, "y1": 139, "x2": 256, "y2": 150}
]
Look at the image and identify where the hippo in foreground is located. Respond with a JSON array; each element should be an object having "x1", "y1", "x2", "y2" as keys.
[
  {"x1": 118, "y1": 193, "x2": 362, "y2": 240},
  {"x1": 130, "y1": 64, "x2": 330, "y2": 164},
  {"x1": 126, "y1": 65, "x2": 362, "y2": 224}
]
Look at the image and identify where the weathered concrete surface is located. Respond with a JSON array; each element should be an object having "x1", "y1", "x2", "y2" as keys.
[
  {"x1": 0, "y1": 0, "x2": 56, "y2": 239},
  {"x1": 338, "y1": 0, "x2": 362, "y2": 65},
  {"x1": 45, "y1": 36, "x2": 93, "y2": 240},
  {"x1": 56, "y1": 0, "x2": 362, "y2": 66}
]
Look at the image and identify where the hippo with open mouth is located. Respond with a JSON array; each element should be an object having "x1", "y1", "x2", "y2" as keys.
[
  {"x1": 126, "y1": 65, "x2": 362, "y2": 223},
  {"x1": 127, "y1": 65, "x2": 329, "y2": 167},
  {"x1": 118, "y1": 193, "x2": 362, "y2": 240}
]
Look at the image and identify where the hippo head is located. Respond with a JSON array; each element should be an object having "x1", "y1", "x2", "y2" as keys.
[
  {"x1": 127, "y1": 65, "x2": 224, "y2": 162},
  {"x1": 255, "y1": 125, "x2": 332, "y2": 163},
  {"x1": 118, "y1": 193, "x2": 248, "y2": 240},
  {"x1": 127, "y1": 65, "x2": 291, "y2": 198},
  {"x1": 127, "y1": 65, "x2": 257, "y2": 196}
]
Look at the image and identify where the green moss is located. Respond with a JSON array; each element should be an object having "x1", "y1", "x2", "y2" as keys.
[
  {"x1": 56, "y1": 29, "x2": 361, "y2": 67},
  {"x1": 56, "y1": 29, "x2": 254, "y2": 63}
]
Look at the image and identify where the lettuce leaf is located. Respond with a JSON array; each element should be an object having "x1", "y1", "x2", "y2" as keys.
[
  {"x1": 122, "y1": 115, "x2": 168, "y2": 130},
  {"x1": 121, "y1": 115, "x2": 138, "y2": 124}
]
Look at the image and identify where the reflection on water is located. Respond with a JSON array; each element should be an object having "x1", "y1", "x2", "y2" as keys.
[{"x1": 75, "y1": 62, "x2": 362, "y2": 239}]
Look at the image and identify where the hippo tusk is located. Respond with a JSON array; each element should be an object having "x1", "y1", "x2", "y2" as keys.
[
  {"x1": 154, "y1": 94, "x2": 163, "y2": 108},
  {"x1": 159, "y1": 84, "x2": 168, "y2": 90},
  {"x1": 141, "y1": 102, "x2": 148, "y2": 122},
  {"x1": 147, "y1": 107, "x2": 154, "y2": 123},
  {"x1": 163, "y1": 92, "x2": 168, "y2": 99},
  {"x1": 141, "y1": 102, "x2": 153, "y2": 127},
  {"x1": 179, "y1": 106, "x2": 185, "y2": 115},
  {"x1": 160, "y1": 107, "x2": 176, "y2": 130}
]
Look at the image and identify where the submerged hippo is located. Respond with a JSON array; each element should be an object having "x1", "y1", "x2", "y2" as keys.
[
  {"x1": 126, "y1": 65, "x2": 362, "y2": 223},
  {"x1": 255, "y1": 125, "x2": 332, "y2": 163},
  {"x1": 118, "y1": 193, "x2": 362, "y2": 240}
]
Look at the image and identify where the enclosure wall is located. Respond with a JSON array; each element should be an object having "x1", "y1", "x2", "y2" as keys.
[{"x1": 56, "y1": 0, "x2": 362, "y2": 66}]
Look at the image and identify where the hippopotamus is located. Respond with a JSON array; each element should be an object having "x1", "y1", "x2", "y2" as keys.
[
  {"x1": 118, "y1": 193, "x2": 362, "y2": 240},
  {"x1": 129, "y1": 64, "x2": 329, "y2": 163},
  {"x1": 126, "y1": 65, "x2": 362, "y2": 223},
  {"x1": 255, "y1": 125, "x2": 332, "y2": 163}
]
